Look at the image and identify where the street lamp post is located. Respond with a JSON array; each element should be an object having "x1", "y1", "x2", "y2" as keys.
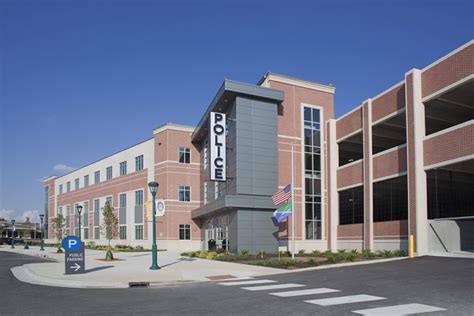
[
  {"x1": 77, "y1": 205, "x2": 83, "y2": 241},
  {"x1": 39, "y1": 214, "x2": 45, "y2": 251},
  {"x1": 148, "y1": 181, "x2": 160, "y2": 270},
  {"x1": 11, "y1": 219, "x2": 15, "y2": 249}
]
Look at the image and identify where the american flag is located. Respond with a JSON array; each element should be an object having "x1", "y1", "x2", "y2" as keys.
[{"x1": 272, "y1": 184, "x2": 292, "y2": 205}]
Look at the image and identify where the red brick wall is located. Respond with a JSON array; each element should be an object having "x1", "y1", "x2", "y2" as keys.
[
  {"x1": 424, "y1": 123, "x2": 474, "y2": 167},
  {"x1": 337, "y1": 161, "x2": 363, "y2": 189},
  {"x1": 374, "y1": 220, "x2": 408, "y2": 239},
  {"x1": 372, "y1": 84, "x2": 405, "y2": 122},
  {"x1": 422, "y1": 44, "x2": 474, "y2": 98},
  {"x1": 336, "y1": 107, "x2": 363, "y2": 140},
  {"x1": 338, "y1": 223, "x2": 363, "y2": 239},
  {"x1": 373, "y1": 146, "x2": 407, "y2": 180}
]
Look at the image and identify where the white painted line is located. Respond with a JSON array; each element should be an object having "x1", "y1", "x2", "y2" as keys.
[
  {"x1": 218, "y1": 279, "x2": 276, "y2": 286},
  {"x1": 242, "y1": 283, "x2": 305, "y2": 291},
  {"x1": 270, "y1": 288, "x2": 340, "y2": 297},
  {"x1": 353, "y1": 303, "x2": 447, "y2": 315},
  {"x1": 305, "y1": 294, "x2": 386, "y2": 306}
]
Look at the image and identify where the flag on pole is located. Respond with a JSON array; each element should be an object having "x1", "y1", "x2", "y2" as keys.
[
  {"x1": 272, "y1": 184, "x2": 292, "y2": 205},
  {"x1": 273, "y1": 201, "x2": 293, "y2": 223}
]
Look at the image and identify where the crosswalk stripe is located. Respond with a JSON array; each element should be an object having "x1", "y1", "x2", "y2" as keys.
[
  {"x1": 218, "y1": 279, "x2": 276, "y2": 286},
  {"x1": 352, "y1": 303, "x2": 447, "y2": 315},
  {"x1": 305, "y1": 294, "x2": 386, "y2": 306},
  {"x1": 241, "y1": 283, "x2": 305, "y2": 291},
  {"x1": 270, "y1": 288, "x2": 340, "y2": 297}
]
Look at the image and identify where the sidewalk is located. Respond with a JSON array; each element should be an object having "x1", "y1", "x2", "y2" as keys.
[{"x1": 2, "y1": 245, "x2": 283, "y2": 289}]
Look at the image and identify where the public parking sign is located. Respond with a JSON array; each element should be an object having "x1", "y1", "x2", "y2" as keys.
[{"x1": 62, "y1": 236, "x2": 85, "y2": 275}]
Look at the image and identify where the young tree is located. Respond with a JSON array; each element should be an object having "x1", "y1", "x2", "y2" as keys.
[
  {"x1": 101, "y1": 201, "x2": 118, "y2": 260},
  {"x1": 51, "y1": 214, "x2": 66, "y2": 253}
]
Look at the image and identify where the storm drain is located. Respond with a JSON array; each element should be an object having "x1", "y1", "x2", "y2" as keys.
[{"x1": 128, "y1": 282, "x2": 150, "y2": 288}]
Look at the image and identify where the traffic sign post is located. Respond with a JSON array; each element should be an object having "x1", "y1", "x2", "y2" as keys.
[{"x1": 62, "y1": 236, "x2": 85, "y2": 275}]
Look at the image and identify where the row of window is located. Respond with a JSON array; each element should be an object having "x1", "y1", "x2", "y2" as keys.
[
  {"x1": 70, "y1": 224, "x2": 191, "y2": 241},
  {"x1": 339, "y1": 176, "x2": 408, "y2": 225},
  {"x1": 58, "y1": 155, "x2": 145, "y2": 195},
  {"x1": 58, "y1": 146, "x2": 193, "y2": 195}
]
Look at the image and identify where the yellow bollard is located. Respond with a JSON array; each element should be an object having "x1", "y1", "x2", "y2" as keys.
[{"x1": 409, "y1": 234, "x2": 414, "y2": 258}]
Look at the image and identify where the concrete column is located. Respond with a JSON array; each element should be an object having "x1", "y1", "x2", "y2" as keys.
[
  {"x1": 328, "y1": 119, "x2": 338, "y2": 251},
  {"x1": 405, "y1": 69, "x2": 429, "y2": 256},
  {"x1": 362, "y1": 99, "x2": 374, "y2": 251}
]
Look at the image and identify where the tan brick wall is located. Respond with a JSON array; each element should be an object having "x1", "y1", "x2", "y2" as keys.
[
  {"x1": 424, "y1": 123, "x2": 474, "y2": 167},
  {"x1": 422, "y1": 44, "x2": 474, "y2": 98}
]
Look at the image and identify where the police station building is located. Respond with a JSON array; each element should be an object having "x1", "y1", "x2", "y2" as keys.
[{"x1": 44, "y1": 41, "x2": 474, "y2": 256}]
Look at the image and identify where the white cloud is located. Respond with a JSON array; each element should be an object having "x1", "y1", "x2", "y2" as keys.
[
  {"x1": 0, "y1": 209, "x2": 41, "y2": 223},
  {"x1": 53, "y1": 164, "x2": 76, "y2": 174}
]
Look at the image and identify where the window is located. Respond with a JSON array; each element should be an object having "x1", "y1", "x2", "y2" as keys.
[
  {"x1": 135, "y1": 225, "x2": 143, "y2": 240},
  {"x1": 74, "y1": 178, "x2": 79, "y2": 190},
  {"x1": 106, "y1": 196, "x2": 113, "y2": 207},
  {"x1": 135, "y1": 155, "x2": 144, "y2": 171},
  {"x1": 373, "y1": 176, "x2": 408, "y2": 222},
  {"x1": 94, "y1": 199, "x2": 100, "y2": 230},
  {"x1": 94, "y1": 227, "x2": 100, "y2": 240},
  {"x1": 179, "y1": 186, "x2": 191, "y2": 202},
  {"x1": 84, "y1": 175, "x2": 89, "y2": 187},
  {"x1": 106, "y1": 166, "x2": 113, "y2": 180},
  {"x1": 304, "y1": 106, "x2": 323, "y2": 239},
  {"x1": 120, "y1": 161, "x2": 127, "y2": 176},
  {"x1": 203, "y1": 182, "x2": 208, "y2": 205},
  {"x1": 119, "y1": 193, "x2": 126, "y2": 208},
  {"x1": 120, "y1": 226, "x2": 127, "y2": 240},
  {"x1": 427, "y1": 168, "x2": 474, "y2": 219},
  {"x1": 83, "y1": 201, "x2": 89, "y2": 228},
  {"x1": 119, "y1": 193, "x2": 127, "y2": 227},
  {"x1": 66, "y1": 181, "x2": 71, "y2": 193},
  {"x1": 66, "y1": 205, "x2": 70, "y2": 229},
  {"x1": 179, "y1": 224, "x2": 191, "y2": 240},
  {"x1": 135, "y1": 190, "x2": 143, "y2": 205},
  {"x1": 59, "y1": 184, "x2": 63, "y2": 195},
  {"x1": 74, "y1": 203, "x2": 79, "y2": 236},
  {"x1": 94, "y1": 171, "x2": 100, "y2": 184},
  {"x1": 83, "y1": 228, "x2": 89, "y2": 240},
  {"x1": 203, "y1": 140, "x2": 208, "y2": 169},
  {"x1": 179, "y1": 147, "x2": 190, "y2": 164},
  {"x1": 339, "y1": 186, "x2": 364, "y2": 225}
]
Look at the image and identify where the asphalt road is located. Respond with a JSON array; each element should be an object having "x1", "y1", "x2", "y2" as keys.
[{"x1": 1, "y1": 252, "x2": 473, "y2": 315}]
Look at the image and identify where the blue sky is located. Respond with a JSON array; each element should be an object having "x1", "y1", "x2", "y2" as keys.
[{"x1": 1, "y1": 0, "x2": 472, "y2": 222}]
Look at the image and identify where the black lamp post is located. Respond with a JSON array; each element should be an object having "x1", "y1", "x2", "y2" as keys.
[
  {"x1": 11, "y1": 219, "x2": 15, "y2": 249},
  {"x1": 76, "y1": 205, "x2": 83, "y2": 240},
  {"x1": 148, "y1": 181, "x2": 160, "y2": 270},
  {"x1": 39, "y1": 214, "x2": 45, "y2": 251}
]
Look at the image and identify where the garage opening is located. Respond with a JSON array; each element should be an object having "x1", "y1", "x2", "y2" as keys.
[{"x1": 426, "y1": 159, "x2": 474, "y2": 253}]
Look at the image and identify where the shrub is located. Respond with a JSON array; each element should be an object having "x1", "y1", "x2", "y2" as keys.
[
  {"x1": 307, "y1": 258, "x2": 317, "y2": 265},
  {"x1": 284, "y1": 259, "x2": 298, "y2": 267},
  {"x1": 206, "y1": 252, "x2": 218, "y2": 260},
  {"x1": 240, "y1": 250, "x2": 249, "y2": 256},
  {"x1": 86, "y1": 241, "x2": 96, "y2": 249},
  {"x1": 135, "y1": 246, "x2": 144, "y2": 251},
  {"x1": 351, "y1": 249, "x2": 359, "y2": 255},
  {"x1": 380, "y1": 250, "x2": 393, "y2": 258},
  {"x1": 393, "y1": 249, "x2": 406, "y2": 257},
  {"x1": 311, "y1": 250, "x2": 321, "y2": 257},
  {"x1": 361, "y1": 250, "x2": 376, "y2": 259},
  {"x1": 337, "y1": 249, "x2": 346, "y2": 254},
  {"x1": 298, "y1": 249, "x2": 306, "y2": 256},
  {"x1": 216, "y1": 248, "x2": 226, "y2": 254}
]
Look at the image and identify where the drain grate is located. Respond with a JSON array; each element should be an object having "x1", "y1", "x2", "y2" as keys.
[{"x1": 128, "y1": 282, "x2": 150, "y2": 288}]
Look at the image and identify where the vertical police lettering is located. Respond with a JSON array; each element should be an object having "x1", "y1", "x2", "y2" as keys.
[{"x1": 210, "y1": 112, "x2": 226, "y2": 181}]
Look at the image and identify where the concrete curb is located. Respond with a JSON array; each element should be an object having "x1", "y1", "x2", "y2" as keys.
[
  {"x1": 11, "y1": 264, "x2": 129, "y2": 289},
  {"x1": 267, "y1": 256, "x2": 409, "y2": 275}
]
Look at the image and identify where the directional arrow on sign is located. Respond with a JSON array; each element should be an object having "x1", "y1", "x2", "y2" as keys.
[{"x1": 71, "y1": 263, "x2": 81, "y2": 272}]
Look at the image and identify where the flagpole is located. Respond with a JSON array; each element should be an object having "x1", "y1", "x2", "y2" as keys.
[{"x1": 291, "y1": 144, "x2": 295, "y2": 260}]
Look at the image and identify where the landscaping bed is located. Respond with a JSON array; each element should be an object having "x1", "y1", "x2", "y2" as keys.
[{"x1": 180, "y1": 249, "x2": 406, "y2": 269}]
